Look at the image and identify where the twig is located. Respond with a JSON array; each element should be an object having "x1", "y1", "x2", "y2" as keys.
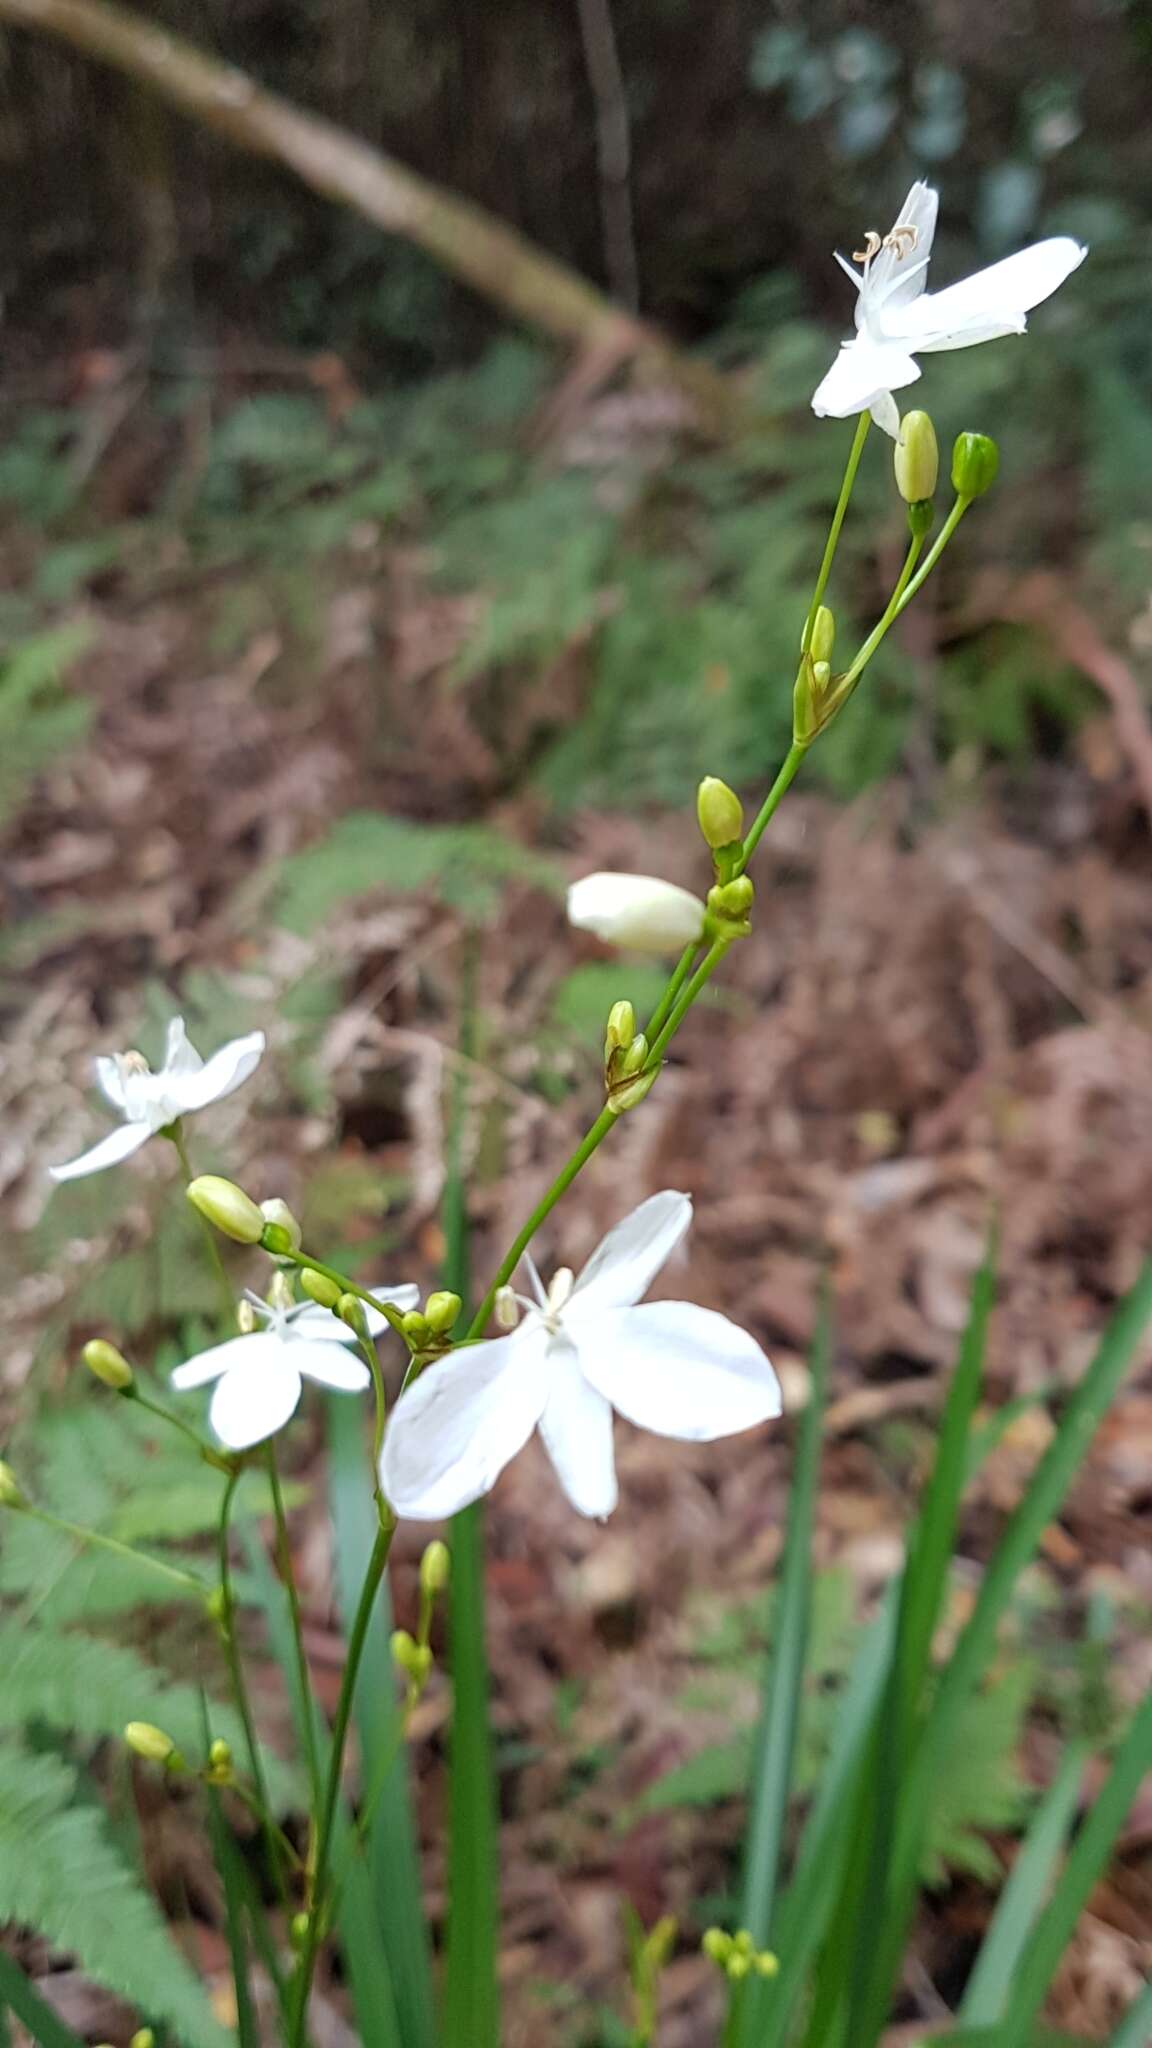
[{"x1": 573, "y1": 0, "x2": 639, "y2": 311}]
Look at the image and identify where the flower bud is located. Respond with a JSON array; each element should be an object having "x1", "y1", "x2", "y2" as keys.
[
  {"x1": 754, "y1": 1951, "x2": 780, "y2": 1978},
  {"x1": 290, "y1": 1911, "x2": 311, "y2": 1951},
  {"x1": 401, "y1": 1309, "x2": 430, "y2": 1347},
  {"x1": 707, "y1": 876, "x2": 754, "y2": 937},
  {"x1": 337, "y1": 1293, "x2": 369, "y2": 1338},
  {"x1": 300, "y1": 1267, "x2": 343, "y2": 1310},
  {"x1": 727, "y1": 1952, "x2": 751, "y2": 1981},
  {"x1": 260, "y1": 1198, "x2": 302, "y2": 1256},
  {"x1": 702, "y1": 1928, "x2": 732, "y2": 1965},
  {"x1": 82, "y1": 1339, "x2": 134, "y2": 1391},
  {"x1": 124, "y1": 1721, "x2": 182, "y2": 1768},
  {"x1": 894, "y1": 409, "x2": 938, "y2": 504},
  {"x1": 0, "y1": 1461, "x2": 25, "y2": 1510},
  {"x1": 419, "y1": 1539, "x2": 451, "y2": 1597},
  {"x1": 424, "y1": 1291, "x2": 461, "y2": 1336},
  {"x1": 951, "y1": 431, "x2": 999, "y2": 500},
  {"x1": 805, "y1": 605, "x2": 836, "y2": 664},
  {"x1": 206, "y1": 1584, "x2": 230, "y2": 1625},
  {"x1": 616, "y1": 1032, "x2": 649, "y2": 1080},
  {"x1": 131, "y1": 2031, "x2": 156, "y2": 2048},
  {"x1": 390, "y1": 1628, "x2": 433, "y2": 1685},
  {"x1": 567, "y1": 873, "x2": 706, "y2": 956},
  {"x1": 186, "y1": 1176, "x2": 265, "y2": 1245},
  {"x1": 604, "y1": 999, "x2": 635, "y2": 1060},
  {"x1": 495, "y1": 1287, "x2": 520, "y2": 1331},
  {"x1": 696, "y1": 777, "x2": 744, "y2": 851},
  {"x1": 607, "y1": 1066, "x2": 658, "y2": 1115},
  {"x1": 209, "y1": 1738, "x2": 233, "y2": 1773}
]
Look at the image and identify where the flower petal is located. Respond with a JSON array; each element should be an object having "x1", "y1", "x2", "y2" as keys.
[
  {"x1": 578, "y1": 1301, "x2": 781, "y2": 1442},
  {"x1": 883, "y1": 238, "x2": 1086, "y2": 347},
  {"x1": 379, "y1": 1328, "x2": 549, "y2": 1520},
  {"x1": 567, "y1": 872, "x2": 706, "y2": 955},
  {"x1": 171, "y1": 1332, "x2": 274, "y2": 1391},
  {"x1": 868, "y1": 389, "x2": 902, "y2": 439},
  {"x1": 93, "y1": 1056, "x2": 127, "y2": 1112},
  {"x1": 286, "y1": 1285, "x2": 420, "y2": 1343},
  {"x1": 538, "y1": 1336, "x2": 617, "y2": 1518},
  {"x1": 49, "y1": 1120, "x2": 152, "y2": 1182},
  {"x1": 293, "y1": 1341, "x2": 372, "y2": 1393},
  {"x1": 812, "y1": 337, "x2": 921, "y2": 423},
  {"x1": 570, "y1": 1190, "x2": 692, "y2": 1315},
  {"x1": 166, "y1": 1031, "x2": 266, "y2": 1114},
  {"x1": 164, "y1": 1017, "x2": 204, "y2": 1077},
  {"x1": 210, "y1": 1357, "x2": 303, "y2": 1450}
]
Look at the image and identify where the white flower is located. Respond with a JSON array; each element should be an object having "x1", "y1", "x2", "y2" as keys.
[
  {"x1": 812, "y1": 180, "x2": 1086, "y2": 438},
  {"x1": 50, "y1": 1017, "x2": 266, "y2": 1182},
  {"x1": 379, "y1": 1192, "x2": 781, "y2": 1521},
  {"x1": 568, "y1": 873, "x2": 706, "y2": 955},
  {"x1": 171, "y1": 1281, "x2": 419, "y2": 1450}
]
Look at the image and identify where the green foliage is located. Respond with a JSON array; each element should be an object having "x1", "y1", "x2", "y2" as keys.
[
  {"x1": 549, "y1": 963, "x2": 671, "y2": 1045},
  {"x1": 269, "y1": 808, "x2": 561, "y2": 933},
  {"x1": 0, "y1": 625, "x2": 92, "y2": 829}
]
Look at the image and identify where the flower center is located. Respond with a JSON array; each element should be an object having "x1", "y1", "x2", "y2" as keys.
[{"x1": 852, "y1": 221, "x2": 919, "y2": 277}]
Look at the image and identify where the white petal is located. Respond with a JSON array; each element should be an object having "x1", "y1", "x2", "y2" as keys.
[
  {"x1": 865, "y1": 181, "x2": 939, "y2": 308},
  {"x1": 379, "y1": 1329, "x2": 549, "y2": 1521},
  {"x1": 578, "y1": 1301, "x2": 781, "y2": 1442},
  {"x1": 210, "y1": 1357, "x2": 303, "y2": 1450},
  {"x1": 567, "y1": 873, "x2": 706, "y2": 955},
  {"x1": 164, "y1": 1017, "x2": 204, "y2": 1077},
  {"x1": 538, "y1": 1336, "x2": 617, "y2": 1517},
  {"x1": 883, "y1": 238, "x2": 1086, "y2": 347},
  {"x1": 286, "y1": 1285, "x2": 420, "y2": 1343},
  {"x1": 93, "y1": 1057, "x2": 127, "y2": 1112},
  {"x1": 293, "y1": 1341, "x2": 372, "y2": 1393},
  {"x1": 48, "y1": 1120, "x2": 152, "y2": 1182},
  {"x1": 165, "y1": 1031, "x2": 266, "y2": 1114},
  {"x1": 812, "y1": 337, "x2": 921, "y2": 421},
  {"x1": 869, "y1": 389, "x2": 902, "y2": 439},
  {"x1": 570, "y1": 1190, "x2": 692, "y2": 1314},
  {"x1": 171, "y1": 1331, "x2": 274, "y2": 1391}
]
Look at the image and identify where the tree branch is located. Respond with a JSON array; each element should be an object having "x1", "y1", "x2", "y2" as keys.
[{"x1": 0, "y1": 0, "x2": 739, "y2": 428}]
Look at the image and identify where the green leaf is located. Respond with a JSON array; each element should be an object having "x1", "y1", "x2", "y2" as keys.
[
  {"x1": 959, "y1": 1742, "x2": 1088, "y2": 2026},
  {"x1": 269, "y1": 811, "x2": 560, "y2": 934},
  {"x1": 0, "y1": 1741, "x2": 229, "y2": 2048}
]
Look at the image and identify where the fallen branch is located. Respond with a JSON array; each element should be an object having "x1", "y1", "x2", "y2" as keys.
[{"x1": 0, "y1": 0, "x2": 740, "y2": 430}]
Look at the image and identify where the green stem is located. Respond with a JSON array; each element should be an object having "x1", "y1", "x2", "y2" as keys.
[
  {"x1": 215, "y1": 1469, "x2": 292, "y2": 1918},
  {"x1": 266, "y1": 1446, "x2": 323, "y2": 1813},
  {"x1": 277, "y1": 1249, "x2": 410, "y2": 1342},
  {"x1": 800, "y1": 410, "x2": 871, "y2": 654},
  {"x1": 643, "y1": 940, "x2": 701, "y2": 1041},
  {"x1": 288, "y1": 1518, "x2": 396, "y2": 2048},
  {"x1": 734, "y1": 742, "x2": 807, "y2": 875},
  {"x1": 128, "y1": 1384, "x2": 220, "y2": 1458},
  {"x1": 23, "y1": 1503, "x2": 208, "y2": 1595},
  {"x1": 465, "y1": 1105, "x2": 617, "y2": 1338},
  {"x1": 228, "y1": 1781, "x2": 305, "y2": 1876},
  {"x1": 170, "y1": 1123, "x2": 236, "y2": 1328},
  {"x1": 645, "y1": 938, "x2": 731, "y2": 1067},
  {"x1": 839, "y1": 496, "x2": 969, "y2": 691}
]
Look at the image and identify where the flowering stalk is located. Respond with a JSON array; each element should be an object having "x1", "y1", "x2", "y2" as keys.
[
  {"x1": 800, "y1": 409, "x2": 872, "y2": 653},
  {"x1": 266, "y1": 1446, "x2": 324, "y2": 1814},
  {"x1": 214, "y1": 1467, "x2": 293, "y2": 1920}
]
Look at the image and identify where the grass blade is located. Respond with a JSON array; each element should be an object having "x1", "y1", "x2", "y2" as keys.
[
  {"x1": 1110, "y1": 1979, "x2": 1152, "y2": 2048},
  {"x1": 327, "y1": 1393, "x2": 437, "y2": 2048},
  {"x1": 959, "y1": 1741, "x2": 1088, "y2": 2027},
  {"x1": 0, "y1": 1955, "x2": 86, "y2": 2048},
  {"x1": 735, "y1": 1289, "x2": 831, "y2": 2045}
]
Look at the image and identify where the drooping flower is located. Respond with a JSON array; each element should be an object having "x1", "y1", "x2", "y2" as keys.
[
  {"x1": 50, "y1": 1018, "x2": 266, "y2": 1182},
  {"x1": 171, "y1": 1281, "x2": 419, "y2": 1450},
  {"x1": 811, "y1": 180, "x2": 1086, "y2": 438},
  {"x1": 568, "y1": 873, "x2": 707, "y2": 954},
  {"x1": 379, "y1": 1192, "x2": 781, "y2": 1521}
]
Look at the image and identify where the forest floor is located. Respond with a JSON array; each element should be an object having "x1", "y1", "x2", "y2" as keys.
[{"x1": 4, "y1": 381, "x2": 1152, "y2": 2046}]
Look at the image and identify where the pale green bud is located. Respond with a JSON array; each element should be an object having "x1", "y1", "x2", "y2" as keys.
[
  {"x1": 0, "y1": 1461, "x2": 25, "y2": 1510},
  {"x1": 732, "y1": 1930, "x2": 754, "y2": 1957},
  {"x1": 419, "y1": 1539, "x2": 451, "y2": 1597},
  {"x1": 401, "y1": 1309, "x2": 430, "y2": 1347},
  {"x1": 894, "y1": 409, "x2": 938, "y2": 504},
  {"x1": 707, "y1": 876, "x2": 754, "y2": 936},
  {"x1": 390, "y1": 1628, "x2": 433, "y2": 1685},
  {"x1": 616, "y1": 1032, "x2": 649, "y2": 1080},
  {"x1": 131, "y1": 2030, "x2": 156, "y2": 2048},
  {"x1": 300, "y1": 1267, "x2": 343, "y2": 1310},
  {"x1": 808, "y1": 604, "x2": 836, "y2": 665},
  {"x1": 260, "y1": 1198, "x2": 302, "y2": 1256},
  {"x1": 124, "y1": 1721, "x2": 182, "y2": 1768},
  {"x1": 607, "y1": 1066, "x2": 658, "y2": 1115},
  {"x1": 290, "y1": 1911, "x2": 310, "y2": 1951},
  {"x1": 696, "y1": 776, "x2": 744, "y2": 851},
  {"x1": 754, "y1": 1951, "x2": 780, "y2": 1978},
  {"x1": 702, "y1": 1928, "x2": 732, "y2": 1966},
  {"x1": 81, "y1": 1338, "x2": 134, "y2": 1390},
  {"x1": 604, "y1": 999, "x2": 636, "y2": 1060},
  {"x1": 337, "y1": 1293, "x2": 369, "y2": 1338},
  {"x1": 727, "y1": 1952, "x2": 751, "y2": 1981},
  {"x1": 206, "y1": 1738, "x2": 234, "y2": 1784},
  {"x1": 424, "y1": 1291, "x2": 462, "y2": 1336},
  {"x1": 206, "y1": 1585, "x2": 230, "y2": 1625},
  {"x1": 951, "y1": 431, "x2": 999, "y2": 500},
  {"x1": 187, "y1": 1175, "x2": 264, "y2": 1245}
]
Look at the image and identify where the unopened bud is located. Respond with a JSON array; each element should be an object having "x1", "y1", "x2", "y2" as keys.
[
  {"x1": 894, "y1": 409, "x2": 938, "y2": 504},
  {"x1": 707, "y1": 876, "x2": 754, "y2": 935},
  {"x1": 337, "y1": 1293, "x2": 368, "y2": 1338},
  {"x1": 124, "y1": 1721, "x2": 182, "y2": 1768},
  {"x1": 424, "y1": 1291, "x2": 461, "y2": 1336},
  {"x1": 187, "y1": 1176, "x2": 264, "y2": 1245},
  {"x1": 568, "y1": 873, "x2": 706, "y2": 956},
  {"x1": 206, "y1": 1738, "x2": 234, "y2": 1783},
  {"x1": 495, "y1": 1287, "x2": 520, "y2": 1331},
  {"x1": 206, "y1": 1585, "x2": 230, "y2": 1625},
  {"x1": 807, "y1": 604, "x2": 836, "y2": 664},
  {"x1": 727, "y1": 1952, "x2": 751, "y2": 1981},
  {"x1": 604, "y1": 999, "x2": 635, "y2": 1059},
  {"x1": 420, "y1": 1539, "x2": 451, "y2": 1597},
  {"x1": 260, "y1": 1198, "x2": 302, "y2": 1256},
  {"x1": 0, "y1": 1461, "x2": 25, "y2": 1509},
  {"x1": 696, "y1": 776, "x2": 744, "y2": 851},
  {"x1": 401, "y1": 1309, "x2": 430, "y2": 1347},
  {"x1": 82, "y1": 1338, "x2": 134, "y2": 1391},
  {"x1": 131, "y1": 2031, "x2": 156, "y2": 2048},
  {"x1": 390, "y1": 1628, "x2": 433, "y2": 1685},
  {"x1": 290, "y1": 1911, "x2": 310, "y2": 1951},
  {"x1": 616, "y1": 1032, "x2": 649, "y2": 1079},
  {"x1": 702, "y1": 1928, "x2": 732, "y2": 1965},
  {"x1": 300, "y1": 1267, "x2": 342, "y2": 1310},
  {"x1": 754, "y1": 1951, "x2": 780, "y2": 1978},
  {"x1": 951, "y1": 431, "x2": 999, "y2": 501},
  {"x1": 607, "y1": 1065, "x2": 658, "y2": 1115}
]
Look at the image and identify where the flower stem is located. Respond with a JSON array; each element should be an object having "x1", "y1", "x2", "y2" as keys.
[
  {"x1": 23, "y1": 1503, "x2": 208, "y2": 1595},
  {"x1": 643, "y1": 939, "x2": 702, "y2": 1041},
  {"x1": 733, "y1": 741, "x2": 807, "y2": 876},
  {"x1": 276, "y1": 1248, "x2": 410, "y2": 1341},
  {"x1": 215, "y1": 1467, "x2": 293, "y2": 1918},
  {"x1": 645, "y1": 938, "x2": 731, "y2": 1067},
  {"x1": 169, "y1": 1123, "x2": 236, "y2": 1328},
  {"x1": 839, "y1": 495, "x2": 969, "y2": 691},
  {"x1": 128, "y1": 1384, "x2": 222, "y2": 1459},
  {"x1": 266, "y1": 1445, "x2": 324, "y2": 1813},
  {"x1": 800, "y1": 410, "x2": 871, "y2": 654},
  {"x1": 465, "y1": 1105, "x2": 617, "y2": 1339}
]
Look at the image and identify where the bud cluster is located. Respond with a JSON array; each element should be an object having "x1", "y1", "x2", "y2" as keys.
[
  {"x1": 602, "y1": 997, "x2": 656, "y2": 1116},
  {"x1": 701, "y1": 1926, "x2": 779, "y2": 1982}
]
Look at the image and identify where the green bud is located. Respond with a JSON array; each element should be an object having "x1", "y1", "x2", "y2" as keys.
[
  {"x1": 82, "y1": 1338, "x2": 134, "y2": 1391},
  {"x1": 0, "y1": 1460, "x2": 25, "y2": 1510},
  {"x1": 260, "y1": 1198, "x2": 302, "y2": 1256},
  {"x1": 702, "y1": 1928, "x2": 732, "y2": 1965},
  {"x1": 604, "y1": 999, "x2": 636, "y2": 1060},
  {"x1": 806, "y1": 604, "x2": 836, "y2": 664},
  {"x1": 732, "y1": 1930, "x2": 754, "y2": 1957},
  {"x1": 300, "y1": 1266, "x2": 343, "y2": 1310},
  {"x1": 337, "y1": 1293, "x2": 369, "y2": 1338},
  {"x1": 424, "y1": 1291, "x2": 462, "y2": 1336},
  {"x1": 124, "y1": 1721, "x2": 182, "y2": 1768},
  {"x1": 206, "y1": 1584, "x2": 230, "y2": 1626},
  {"x1": 696, "y1": 776, "x2": 744, "y2": 851},
  {"x1": 616, "y1": 1031, "x2": 649, "y2": 1079},
  {"x1": 206, "y1": 1738, "x2": 234, "y2": 1784},
  {"x1": 290, "y1": 1911, "x2": 311, "y2": 1951},
  {"x1": 419, "y1": 1538, "x2": 451, "y2": 1597},
  {"x1": 186, "y1": 1175, "x2": 265, "y2": 1245},
  {"x1": 727, "y1": 1952, "x2": 751, "y2": 1982},
  {"x1": 894, "y1": 409, "x2": 938, "y2": 504},
  {"x1": 131, "y1": 2031, "x2": 156, "y2": 2048},
  {"x1": 607, "y1": 1066, "x2": 658, "y2": 1115},
  {"x1": 390, "y1": 1628, "x2": 433, "y2": 1685},
  {"x1": 754, "y1": 1952, "x2": 780, "y2": 1979},
  {"x1": 707, "y1": 876, "x2": 754, "y2": 935},
  {"x1": 951, "y1": 431, "x2": 999, "y2": 500},
  {"x1": 401, "y1": 1309, "x2": 430, "y2": 1347}
]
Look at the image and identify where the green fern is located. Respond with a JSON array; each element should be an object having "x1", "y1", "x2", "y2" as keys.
[
  {"x1": 269, "y1": 809, "x2": 561, "y2": 934},
  {"x1": 0, "y1": 625, "x2": 92, "y2": 828},
  {"x1": 0, "y1": 1741, "x2": 230, "y2": 2048}
]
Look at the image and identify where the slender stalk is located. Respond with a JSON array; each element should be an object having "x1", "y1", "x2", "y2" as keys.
[
  {"x1": 800, "y1": 411, "x2": 872, "y2": 653},
  {"x1": 215, "y1": 1469, "x2": 292, "y2": 1917},
  {"x1": 169, "y1": 1123, "x2": 236, "y2": 1327},
  {"x1": 128, "y1": 1384, "x2": 221, "y2": 1458},
  {"x1": 734, "y1": 742, "x2": 807, "y2": 875},
  {"x1": 266, "y1": 1446, "x2": 323, "y2": 1812},
  {"x1": 22, "y1": 1503, "x2": 207, "y2": 1594},
  {"x1": 839, "y1": 497, "x2": 969, "y2": 691},
  {"x1": 645, "y1": 938, "x2": 731, "y2": 1067},
  {"x1": 643, "y1": 939, "x2": 701, "y2": 1041},
  {"x1": 276, "y1": 1248, "x2": 410, "y2": 1341},
  {"x1": 465, "y1": 1105, "x2": 617, "y2": 1338},
  {"x1": 289, "y1": 1519, "x2": 396, "y2": 2048}
]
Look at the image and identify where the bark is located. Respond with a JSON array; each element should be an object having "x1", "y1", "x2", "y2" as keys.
[{"x1": 0, "y1": 0, "x2": 740, "y2": 428}]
